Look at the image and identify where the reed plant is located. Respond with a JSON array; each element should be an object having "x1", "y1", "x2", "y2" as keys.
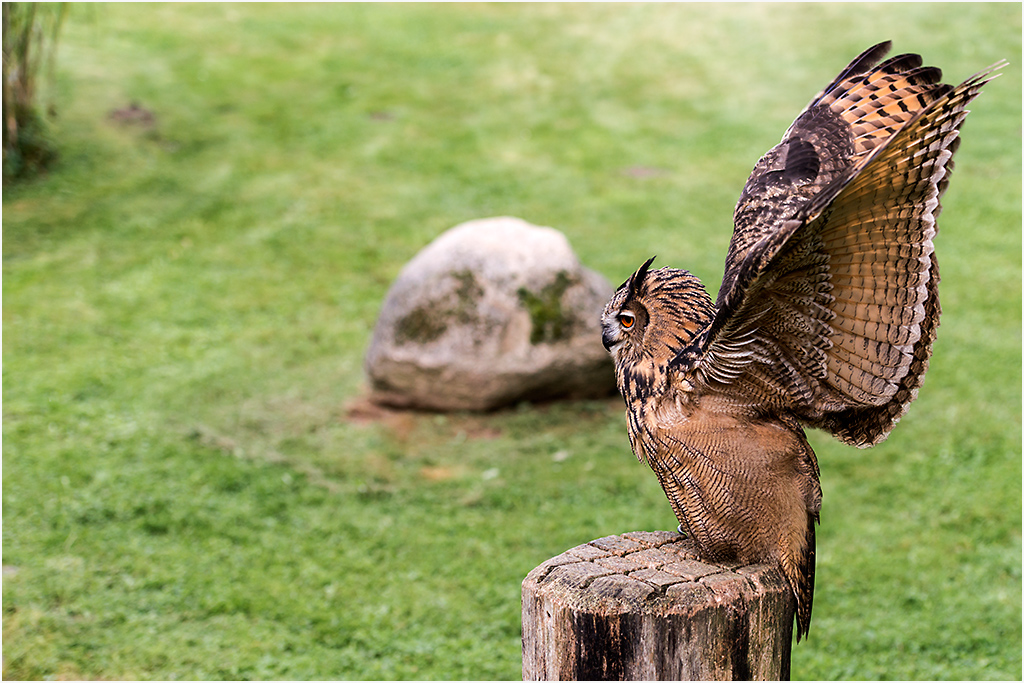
[{"x1": 2, "y1": 2, "x2": 67, "y2": 181}]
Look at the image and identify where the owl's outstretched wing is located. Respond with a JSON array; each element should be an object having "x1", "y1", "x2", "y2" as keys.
[{"x1": 674, "y1": 43, "x2": 1003, "y2": 446}]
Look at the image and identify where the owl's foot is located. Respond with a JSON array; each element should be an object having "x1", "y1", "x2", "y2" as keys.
[{"x1": 676, "y1": 524, "x2": 687, "y2": 537}]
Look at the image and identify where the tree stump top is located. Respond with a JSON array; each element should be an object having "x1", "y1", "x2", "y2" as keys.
[{"x1": 522, "y1": 531, "x2": 795, "y2": 680}]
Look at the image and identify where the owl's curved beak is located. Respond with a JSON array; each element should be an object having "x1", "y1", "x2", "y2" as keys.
[{"x1": 601, "y1": 324, "x2": 617, "y2": 352}]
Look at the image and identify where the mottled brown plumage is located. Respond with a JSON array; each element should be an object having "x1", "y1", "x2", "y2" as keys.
[{"x1": 601, "y1": 42, "x2": 1002, "y2": 640}]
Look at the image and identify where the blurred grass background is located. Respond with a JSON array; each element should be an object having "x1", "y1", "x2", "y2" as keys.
[{"x1": 3, "y1": 3, "x2": 1020, "y2": 680}]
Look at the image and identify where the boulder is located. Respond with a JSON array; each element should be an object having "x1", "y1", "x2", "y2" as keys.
[{"x1": 364, "y1": 217, "x2": 617, "y2": 411}]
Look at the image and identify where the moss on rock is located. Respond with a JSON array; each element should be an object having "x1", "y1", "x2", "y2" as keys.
[
  {"x1": 394, "y1": 270, "x2": 484, "y2": 344},
  {"x1": 394, "y1": 305, "x2": 449, "y2": 343},
  {"x1": 518, "y1": 271, "x2": 577, "y2": 344}
]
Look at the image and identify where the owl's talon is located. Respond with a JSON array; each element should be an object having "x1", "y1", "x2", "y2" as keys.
[{"x1": 676, "y1": 524, "x2": 687, "y2": 537}]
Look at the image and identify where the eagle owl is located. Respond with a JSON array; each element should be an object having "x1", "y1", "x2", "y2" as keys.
[{"x1": 601, "y1": 42, "x2": 1001, "y2": 640}]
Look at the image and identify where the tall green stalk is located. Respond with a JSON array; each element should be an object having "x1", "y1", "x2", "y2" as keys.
[{"x1": 2, "y1": 2, "x2": 67, "y2": 182}]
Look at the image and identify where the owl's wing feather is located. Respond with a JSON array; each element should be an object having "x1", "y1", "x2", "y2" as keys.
[
  {"x1": 799, "y1": 41, "x2": 896, "y2": 113},
  {"x1": 675, "y1": 46, "x2": 1003, "y2": 446}
]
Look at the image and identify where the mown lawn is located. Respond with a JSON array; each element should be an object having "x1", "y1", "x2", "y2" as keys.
[{"x1": 3, "y1": 4, "x2": 1020, "y2": 680}]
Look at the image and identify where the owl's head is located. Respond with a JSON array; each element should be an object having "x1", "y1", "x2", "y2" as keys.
[{"x1": 601, "y1": 257, "x2": 715, "y2": 372}]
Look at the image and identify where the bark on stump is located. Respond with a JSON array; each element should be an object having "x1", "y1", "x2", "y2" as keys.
[{"x1": 521, "y1": 531, "x2": 795, "y2": 680}]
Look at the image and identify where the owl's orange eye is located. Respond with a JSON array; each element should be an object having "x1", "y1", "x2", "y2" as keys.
[{"x1": 618, "y1": 312, "x2": 635, "y2": 329}]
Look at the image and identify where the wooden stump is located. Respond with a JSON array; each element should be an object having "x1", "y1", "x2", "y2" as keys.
[{"x1": 521, "y1": 531, "x2": 795, "y2": 681}]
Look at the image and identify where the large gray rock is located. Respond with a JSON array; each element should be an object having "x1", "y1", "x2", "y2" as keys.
[{"x1": 365, "y1": 217, "x2": 616, "y2": 411}]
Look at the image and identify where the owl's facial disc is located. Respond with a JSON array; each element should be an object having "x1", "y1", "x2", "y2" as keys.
[
  {"x1": 602, "y1": 258, "x2": 657, "y2": 354},
  {"x1": 601, "y1": 297, "x2": 645, "y2": 354}
]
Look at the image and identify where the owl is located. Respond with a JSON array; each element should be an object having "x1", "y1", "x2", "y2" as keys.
[{"x1": 601, "y1": 42, "x2": 1002, "y2": 640}]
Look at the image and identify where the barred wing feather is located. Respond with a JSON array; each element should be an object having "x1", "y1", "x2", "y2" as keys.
[{"x1": 681, "y1": 45, "x2": 1003, "y2": 446}]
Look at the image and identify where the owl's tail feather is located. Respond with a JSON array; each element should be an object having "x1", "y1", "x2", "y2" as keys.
[
  {"x1": 791, "y1": 510, "x2": 817, "y2": 641},
  {"x1": 788, "y1": 420, "x2": 821, "y2": 642}
]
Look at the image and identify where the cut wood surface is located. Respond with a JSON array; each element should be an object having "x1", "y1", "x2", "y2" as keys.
[{"x1": 521, "y1": 531, "x2": 795, "y2": 680}]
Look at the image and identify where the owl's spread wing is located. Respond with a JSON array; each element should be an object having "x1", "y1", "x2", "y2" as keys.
[{"x1": 674, "y1": 43, "x2": 1003, "y2": 446}]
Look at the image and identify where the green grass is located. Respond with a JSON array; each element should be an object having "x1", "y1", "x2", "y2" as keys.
[{"x1": 3, "y1": 3, "x2": 1020, "y2": 680}]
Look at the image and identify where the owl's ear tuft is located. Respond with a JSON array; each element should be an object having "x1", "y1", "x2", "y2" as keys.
[{"x1": 627, "y1": 256, "x2": 657, "y2": 300}]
